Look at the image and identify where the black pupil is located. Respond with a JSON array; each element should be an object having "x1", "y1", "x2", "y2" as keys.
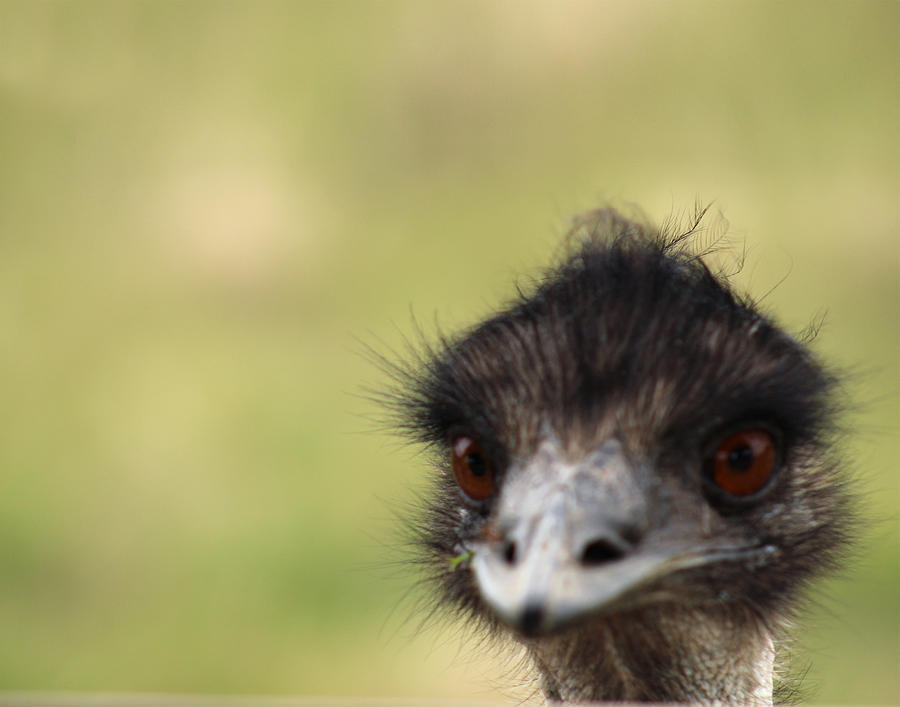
[
  {"x1": 728, "y1": 445, "x2": 754, "y2": 471},
  {"x1": 467, "y1": 453, "x2": 487, "y2": 477}
]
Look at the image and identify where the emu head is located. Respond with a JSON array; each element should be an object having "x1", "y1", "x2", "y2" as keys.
[{"x1": 382, "y1": 209, "x2": 854, "y2": 703}]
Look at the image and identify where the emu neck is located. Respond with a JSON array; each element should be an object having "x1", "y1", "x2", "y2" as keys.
[{"x1": 526, "y1": 606, "x2": 775, "y2": 705}]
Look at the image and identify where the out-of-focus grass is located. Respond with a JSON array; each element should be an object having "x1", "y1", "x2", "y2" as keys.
[{"x1": 0, "y1": 1, "x2": 896, "y2": 703}]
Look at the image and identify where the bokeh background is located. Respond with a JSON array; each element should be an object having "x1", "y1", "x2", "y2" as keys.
[{"x1": 0, "y1": 1, "x2": 897, "y2": 703}]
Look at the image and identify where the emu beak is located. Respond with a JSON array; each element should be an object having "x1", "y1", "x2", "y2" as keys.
[{"x1": 472, "y1": 440, "x2": 671, "y2": 635}]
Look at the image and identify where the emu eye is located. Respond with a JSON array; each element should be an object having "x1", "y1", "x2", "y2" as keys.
[
  {"x1": 709, "y1": 428, "x2": 777, "y2": 497},
  {"x1": 451, "y1": 436, "x2": 496, "y2": 501}
]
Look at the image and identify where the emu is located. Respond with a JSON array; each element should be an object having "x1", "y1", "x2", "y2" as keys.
[{"x1": 380, "y1": 207, "x2": 854, "y2": 704}]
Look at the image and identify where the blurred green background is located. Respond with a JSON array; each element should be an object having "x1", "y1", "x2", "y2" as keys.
[{"x1": 0, "y1": 1, "x2": 896, "y2": 703}]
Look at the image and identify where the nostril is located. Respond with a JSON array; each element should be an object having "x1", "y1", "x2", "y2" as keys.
[
  {"x1": 580, "y1": 538, "x2": 625, "y2": 566},
  {"x1": 503, "y1": 540, "x2": 517, "y2": 565}
]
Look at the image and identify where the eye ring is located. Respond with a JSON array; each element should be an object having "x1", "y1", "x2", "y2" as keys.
[
  {"x1": 707, "y1": 427, "x2": 779, "y2": 498},
  {"x1": 451, "y1": 436, "x2": 496, "y2": 501}
]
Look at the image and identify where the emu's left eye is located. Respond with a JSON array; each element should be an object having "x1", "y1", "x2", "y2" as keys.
[
  {"x1": 709, "y1": 428, "x2": 777, "y2": 497},
  {"x1": 451, "y1": 436, "x2": 496, "y2": 501}
]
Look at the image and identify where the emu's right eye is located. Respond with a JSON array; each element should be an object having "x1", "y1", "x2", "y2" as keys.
[{"x1": 451, "y1": 436, "x2": 496, "y2": 501}]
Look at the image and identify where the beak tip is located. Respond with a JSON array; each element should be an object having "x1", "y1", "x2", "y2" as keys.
[{"x1": 517, "y1": 603, "x2": 545, "y2": 637}]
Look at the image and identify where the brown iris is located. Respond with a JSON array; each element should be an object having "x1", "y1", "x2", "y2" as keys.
[
  {"x1": 451, "y1": 436, "x2": 496, "y2": 501},
  {"x1": 710, "y1": 428, "x2": 777, "y2": 497}
]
